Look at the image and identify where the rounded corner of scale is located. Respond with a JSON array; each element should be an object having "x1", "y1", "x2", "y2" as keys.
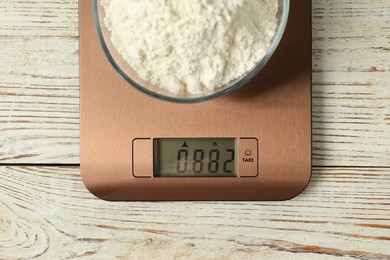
[
  {"x1": 284, "y1": 169, "x2": 312, "y2": 201},
  {"x1": 80, "y1": 168, "x2": 111, "y2": 201}
]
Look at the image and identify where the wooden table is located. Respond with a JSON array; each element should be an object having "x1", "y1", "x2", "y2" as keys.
[{"x1": 1, "y1": 1, "x2": 389, "y2": 259}]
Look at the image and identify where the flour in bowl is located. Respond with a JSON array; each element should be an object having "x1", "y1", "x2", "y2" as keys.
[{"x1": 101, "y1": 0, "x2": 279, "y2": 94}]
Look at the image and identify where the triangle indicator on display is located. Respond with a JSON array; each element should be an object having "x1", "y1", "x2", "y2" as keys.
[{"x1": 182, "y1": 142, "x2": 189, "y2": 148}]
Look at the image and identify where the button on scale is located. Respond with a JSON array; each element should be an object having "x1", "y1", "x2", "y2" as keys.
[
  {"x1": 132, "y1": 138, "x2": 153, "y2": 178},
  {"x1": 238, "y1": 138, "x2": 259, "y2": 177}
]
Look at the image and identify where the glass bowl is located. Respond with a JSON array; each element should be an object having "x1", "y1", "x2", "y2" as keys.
[{"x1": 93, "y1": 0, "x2": 289, "y2": 103}]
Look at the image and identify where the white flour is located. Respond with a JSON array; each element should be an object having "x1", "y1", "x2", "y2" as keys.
[{"x1": 102, "y1": 0, "x2": 278, "y2": 94}]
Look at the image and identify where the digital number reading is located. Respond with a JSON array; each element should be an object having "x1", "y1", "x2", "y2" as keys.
[
  {"x1": 156, "y1": 139, "x2": 237, "y2": 177},
  {"x1": 176, "y1": 149, "x2": 235, "y2": 175}
]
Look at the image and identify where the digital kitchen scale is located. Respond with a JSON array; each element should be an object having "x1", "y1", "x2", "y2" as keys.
[{"x1": 80, "y1": 0, "x2": 311, "y2": 201}]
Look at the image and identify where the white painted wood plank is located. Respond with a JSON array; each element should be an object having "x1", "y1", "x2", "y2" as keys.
[
  {"x1": 0, "y1": 0, "x2": 79, "y2": 163},
  {"x1": 0, "y1": 166, "x2": 389, "y2": 259},
  {"x1": 312, "y1": 1, "x2": 390, "y2": 166},
  {"x1": 0, "y1": 0, "x2": 389, "y2": 165}
]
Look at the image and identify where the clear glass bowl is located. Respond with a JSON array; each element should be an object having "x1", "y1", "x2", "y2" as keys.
[{"x1": 93, "y1": 0, "x2": 289, "y2": 103}]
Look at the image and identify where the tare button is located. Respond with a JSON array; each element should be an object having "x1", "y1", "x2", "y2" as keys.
[{"x1": 238, "y1": 138, "x2": 259, "y2": 177}]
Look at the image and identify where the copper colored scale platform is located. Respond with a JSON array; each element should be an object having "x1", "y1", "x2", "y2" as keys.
[{"x1": 80, "y1": 0, "x2": 312, "y2": 201}]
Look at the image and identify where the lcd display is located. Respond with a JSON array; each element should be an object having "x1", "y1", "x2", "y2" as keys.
[{"x1": 155, "y1": 138, "x2": 237, "y2": 177}]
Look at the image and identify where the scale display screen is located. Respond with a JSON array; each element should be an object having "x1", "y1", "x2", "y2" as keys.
[{"x1": 154, "y1": 138, "x2": 237, "y2": 177}]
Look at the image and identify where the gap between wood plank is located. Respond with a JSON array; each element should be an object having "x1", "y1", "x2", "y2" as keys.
[
  {"x1": 0, "y1": 163, "x2": 389, "y2": 169},
  {"x1": 0, "y1": 163, "x2": 80, "y2": 167}
]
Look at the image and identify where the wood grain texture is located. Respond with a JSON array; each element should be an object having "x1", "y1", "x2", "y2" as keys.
[
  {"x1": 0, "y1": 166, "x2": 389, "y2": 259},
  {"x1": 312, "y1": 1, "x2": 390, "y2": 166},
  {"x1": 0, "y1": 0, "x2": 79, "y2": 164},
  {"x1": 0, "y1": 0, "x2": 389, "y2": 166},
  {"x1": 1, "y1": 2, "x2": 389, "y2": 259}
]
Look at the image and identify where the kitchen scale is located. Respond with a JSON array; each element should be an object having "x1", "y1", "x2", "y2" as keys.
[{"x1": 80, "y1": 0, "x2": 311, "y2": 201}]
